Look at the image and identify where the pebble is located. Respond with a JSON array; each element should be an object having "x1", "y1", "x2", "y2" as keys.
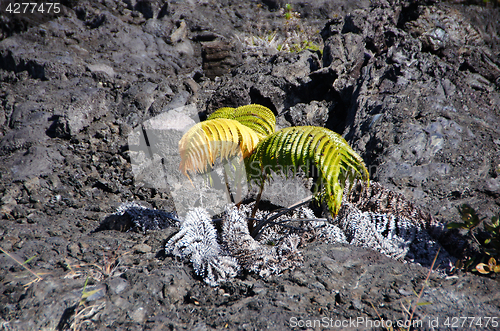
[
  {"x1": 129, "y1": 306, "x2": 146, "y2": 323},
  {"x1": 133, "y1": 243, "x2": 152, "y2": 254},
  {"x1": 108, "y1": 277, "x2": 128, "y2": 295}
]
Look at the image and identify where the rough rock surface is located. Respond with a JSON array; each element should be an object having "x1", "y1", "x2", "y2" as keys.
[{"x1": 0, "y1": 0, "x2": 499, "y2": 330}]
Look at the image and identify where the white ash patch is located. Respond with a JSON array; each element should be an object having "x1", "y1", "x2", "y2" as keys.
[
  {"x1": 165, "y1": 208, "x2": 240, "y2": 286},
  {"x1": 222, "y1": 205, "x2": 303, "y2": 278},
  {"x1": 334, "y1": 202, "x2": 417, "y2": 261},
  {"x1": 122, "y1": 181, "x2": 455, "y2": 286}
]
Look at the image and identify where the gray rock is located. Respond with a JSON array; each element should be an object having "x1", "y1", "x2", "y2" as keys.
[
  {"x1": 132, "y1": 243, "x2": 151, "y2": 254},
  {"x1": 10, "y1": 146, "x2": 64, "y2": 181},
  {"x1": 286, "y1": 101, "x2": 330, "y2": 127},
  {"x1": 108, "y1": 276, "x2": 129, "y2": 294}
]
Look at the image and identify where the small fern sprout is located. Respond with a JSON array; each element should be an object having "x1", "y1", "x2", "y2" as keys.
[{"x1": 177, "y1": 104, "x2": 369, "y2": 218}]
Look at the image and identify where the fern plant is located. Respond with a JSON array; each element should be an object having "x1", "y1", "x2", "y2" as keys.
[
  {"x1": 178, "y1": 104, "x2": 369, "y2": 218},
  {"x1": 246, "y1": 126, "x2": 369, "y2": 215}
]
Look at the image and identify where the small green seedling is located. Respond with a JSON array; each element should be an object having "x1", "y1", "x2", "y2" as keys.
[
  {"x1": 446, "y1": 204, "x2": 483, "y2": 230},
  {"x1": 284, "y1": 4, "x2": 293, "y2": 20},
  {"x1": 483, "y1": 213, "x2": 500, "y2": 256},
  {"x1": 447, "y1": 204, "x2": 500, "y2": 275}
]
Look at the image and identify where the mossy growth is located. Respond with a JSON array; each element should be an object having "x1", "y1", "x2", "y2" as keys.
[{"x1": 242, "y1": 3, "x2": 322, "y2": 54}]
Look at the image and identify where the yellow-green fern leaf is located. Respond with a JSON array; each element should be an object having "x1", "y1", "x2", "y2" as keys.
[
  {"x1": 233, "y1": 104, "x2": 276, "y2": 136},
  {"x1": 179, "y1": 118, "x2": 263, "y2": 178},
  {"x1": 208, "y1": 104, "x2": 276, "y2": 136},
  {"x1": 246, "y1": 126, "x2": 369, "y2": 216},
  {"x1": 207, "y1": 107, "x2": 236, "y2": 120}
]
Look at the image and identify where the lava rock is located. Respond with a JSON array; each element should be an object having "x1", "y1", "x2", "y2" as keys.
[{"x1": 0, "y1": 0, "x2": 499, "y2": 330}]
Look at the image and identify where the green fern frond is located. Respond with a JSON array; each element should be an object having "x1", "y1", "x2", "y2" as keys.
[
  {"x1": 179, "y1": 118, "x2": 263, "y2": 178},
  {"x1": 208, "y1": 104, "x2": 276, "y2": 136},
  {"x1": 179, "y1": 104, "x2": 368, "y2": 217},
  {"x1": 246, "y1": 126, "x2": 369, "y2": 215},
  {"x1": 207, "y1": 107, "x2": 236, "y2": 120}
]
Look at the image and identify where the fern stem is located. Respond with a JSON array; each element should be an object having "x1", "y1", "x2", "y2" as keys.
[
  {"x1": 251, "y1": 196, "x2": 312, "y2": 238},
  {"x1": 223, "y1": 163, "x2": 235, "y2": 204},
  {"x1": 250, "y1": 174, "x2": 267, "y2": 221},
  {"x1": 236, "y1": 179, "x2": 242, "y2": 206}
]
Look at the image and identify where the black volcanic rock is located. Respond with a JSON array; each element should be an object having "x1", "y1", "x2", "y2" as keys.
[{"x1": 0, "y1": 1, "x2": 499, "y2": 330}]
